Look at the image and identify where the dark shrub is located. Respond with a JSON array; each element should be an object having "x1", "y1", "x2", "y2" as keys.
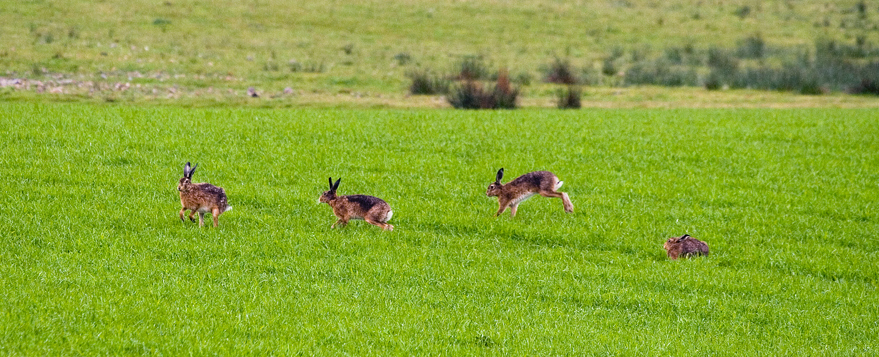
[
  {"x1": 492, "y1": 69, "x2": 519, "y2": 109},
  {"x1": 625, "y1": 60, "x2": 698, "y2": 86},
  {"x1": 848, "y1": 62, "x2": 879, "y2": 95},
  {"x1": 856, "y1": 1, "x2": 867, "y2": 18},
  {"x1": 447, "y1": 71, "x2": 519, "y2": 109},
  {"x1": 394, "y1": 52, "x2": 411, "y2": 66},
  {"x1": 725, "y1": 66, "x2": 824, "y2": 94},
  {"x1": 602, "y1": 58, "x2": 617, "y2": 76},
  {"x1": 455, "y1": 56, "x2": 488, "y2": 80},
  {"x1": 704, "y1": 71, "x2": 722, "y2": 90},
  {"x1": 408, "y1": 69, "x2": 449, "y2": 95},
  {"x1": 664, "y1": 47, "x2": 683, "y2": 64},
  {"x1": 543, "y1": 57, "x2": 577, "y2": 84},
  {"x1": 848, "y1": 79, "x2": 879, "y2": 95},
  {"x1": 557, "y1": 86, "x2": 582, "y2": 109},
  {"x1": 798, "y1": 80, "x2": 824, "y2": 95},
  {"x1": 737, "y1": 35, "x2": 765, "y2": 59},
  {"x1": 707, "y1": 47, "x2": 739, "y2": 75},
  {"x1": 448, "y1": 80, "x2": 488, "y2": 109},
  {"x1": 814, "y1": 38, "x2": 870, "y2": 60}
]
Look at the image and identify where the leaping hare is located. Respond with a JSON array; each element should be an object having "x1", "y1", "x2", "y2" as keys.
[
  {"x1": 177, "y1": 162, "x2": 231, "y2": 227},
  {"x1": 319, "y1": 177, "x2": 394, "y2": 231},
  {"x1": 486, "y1": 168, "x2": 574, "y2": 217}
]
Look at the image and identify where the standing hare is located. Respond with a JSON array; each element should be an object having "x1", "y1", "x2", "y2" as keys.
[
  {"x1": 485, "y1": 168, "x2": 574, "y2": 217},
  {"x1": 319, "y1": 177, "x2": 394, "y2": 231},
  {"x1": 177, "y1": 162, "x2": 231, "y2": 227},
  {"x1": 663, "y1": 234, "x2": 709, "y2": 260}
]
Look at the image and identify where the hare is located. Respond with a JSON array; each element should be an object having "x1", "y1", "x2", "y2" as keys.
[
  {"x1": 319, "y1": 177, "x2": 394, "y2": 231},
  {"x1": 486, "y1": 168, "x2": 574, "y2": 217},
  {"x1": 177, "y1": 162, "x2": 231, "y2": 227},
  {"x1": 663, "y1": 234, "x2": 709, "y2": 260}
]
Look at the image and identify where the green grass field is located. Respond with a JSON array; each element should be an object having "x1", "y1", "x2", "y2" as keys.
[{"x1": 1, "y1": 102, "x2": 877, "y2": 354}]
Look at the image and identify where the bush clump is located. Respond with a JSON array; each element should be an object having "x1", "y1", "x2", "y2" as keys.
[
  {"x1": 454, "y1": 56, "x2": 489, "y2": 80},
  {"x1": 849, "y1": 62, "x2": 879, "y2": 95},
  {"x1": 556, "y1": 86, "x2": 582, "y2": 109},
  {"x1": 447, "y1": 80, "x2": 486, "y2": 109},
  {"x1": 543, "y1": 57, "x2": 578, "y2": 84},
  {"x1": 737, "y1": 35, "x2": 765, "y2": 59},
  {"x1": 848, "y1": 79, "x2": 879, "y2": 95},
  {"x1": 447, "y1": 70, "x2": 519, "y2": 109},
  {"x1": 625, "y1": 60, "x2": 697, "y2": 86},
  {"x1": 707, "y1": 47, "x2": 739, "y2": 75},
  {"x1": 407, "y1": 69, "x2": 450, "y2": 95}
]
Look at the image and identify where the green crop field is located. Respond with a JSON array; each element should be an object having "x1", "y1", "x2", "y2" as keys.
[{"x1": 1, "y1": 102, "x2": 877, "y2": 354}]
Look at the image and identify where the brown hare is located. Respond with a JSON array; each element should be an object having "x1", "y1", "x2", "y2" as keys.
[
  {"x1": 486, "y1": 168, "x2": 574, "y2": 217},
  {"x1": 177, "y1": 162, "x2": 231, "y2": 227},
  {"x1": 663, "y1": 234, "x2": 709, "y2": 260},
  {"x1": 319, "y1": 177, "x2": 394, "y2": 231}
]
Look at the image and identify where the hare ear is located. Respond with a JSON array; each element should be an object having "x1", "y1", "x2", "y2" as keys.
[
  {"x1": 680, "y1": 234, "x2": 690, "y2": 240},
  {"x1": 190, "y1": 163, "x2": 198, "y2": 178},
  {"x1": 496, "y1": 168, "x2": 504, "y2": 183},
  {"x1": 328, "y1": 177, "x2": 333, "y2": 190},
  {"x1": 333, "y1": 178, "x2": 341, "y2": 191},
  {"x1": 183, "y1": 162, "x2": 191, "y2": 177}
]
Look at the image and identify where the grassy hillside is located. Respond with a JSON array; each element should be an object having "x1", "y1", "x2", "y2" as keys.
[
  {"x1": 1, "y1": 103, "x2": 877, "y2": 354},
  {"x1": 2, "y1": 0, "x2": 879, "y2": 106}
]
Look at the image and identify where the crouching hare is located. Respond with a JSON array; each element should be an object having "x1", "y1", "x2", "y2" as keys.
[
  {"x1": 663, "y1": 234, "x2": 709, "y2": 260},
  {"x1": 319, "y1": 177, "x2": 394, "y2": 231},
  {"x1": 486, "y1": 168, "x2": 574, "y2": 217},
  {"x1": 178, "y1": 162, "x2": 231, "y2": 227}
]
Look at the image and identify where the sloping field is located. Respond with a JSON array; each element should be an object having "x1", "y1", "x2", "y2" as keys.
[
  {"x1": 1, "y1": 103, "x2": 877, "y2": 354},
  {"x1": 2, "y1": 0, "x2": 879, "y2": 106}
]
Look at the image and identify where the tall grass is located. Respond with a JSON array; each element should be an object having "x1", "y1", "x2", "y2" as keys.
[{"x1": 1, "y1": 103, "x2": 877, "y2": 354}]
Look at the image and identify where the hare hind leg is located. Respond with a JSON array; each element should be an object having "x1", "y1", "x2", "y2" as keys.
[
  {"x1": 365, "y1": 209, "x2": 394, "y2": 231},
  {"x1": 561, "y1": 192, "x2": 574, "y2": 212},
  {"x1": 540, "y1": 190, "x2": 574, "y2": 213},
  {"x1": 365, "y1": 217, "x2": 393, "y2": 231},
  {"x1": 212, "y1": 207, "x2": 221, "y2": 227}
]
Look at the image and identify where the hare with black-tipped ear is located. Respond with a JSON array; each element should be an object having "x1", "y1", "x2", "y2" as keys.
[
  {"x1": 663, "y1": 234, "x2": 709, "y2": 260},
  {"x1": 319, "y1": 177, "x2": 394, "y2": 231},
  {"x1": 485, "y1": 168, "x2": 574, "y2": 217},
  {"x1": 177, "y1": 162, "x2": 231, "y2": 227}
]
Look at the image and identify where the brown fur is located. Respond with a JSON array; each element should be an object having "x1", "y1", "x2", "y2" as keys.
[
  {"x1": 663, "y1": 234, "x2": 709, "y2": 260},
  {"x1": 320, "y1": 177, "x2": 393, "y2": 231},
  {"x1": 177, "y1": 162, "x2": 230, "y2": 227},
  {"x1": 486, "y1": 168, "x2": 574, "y2": 217}
]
